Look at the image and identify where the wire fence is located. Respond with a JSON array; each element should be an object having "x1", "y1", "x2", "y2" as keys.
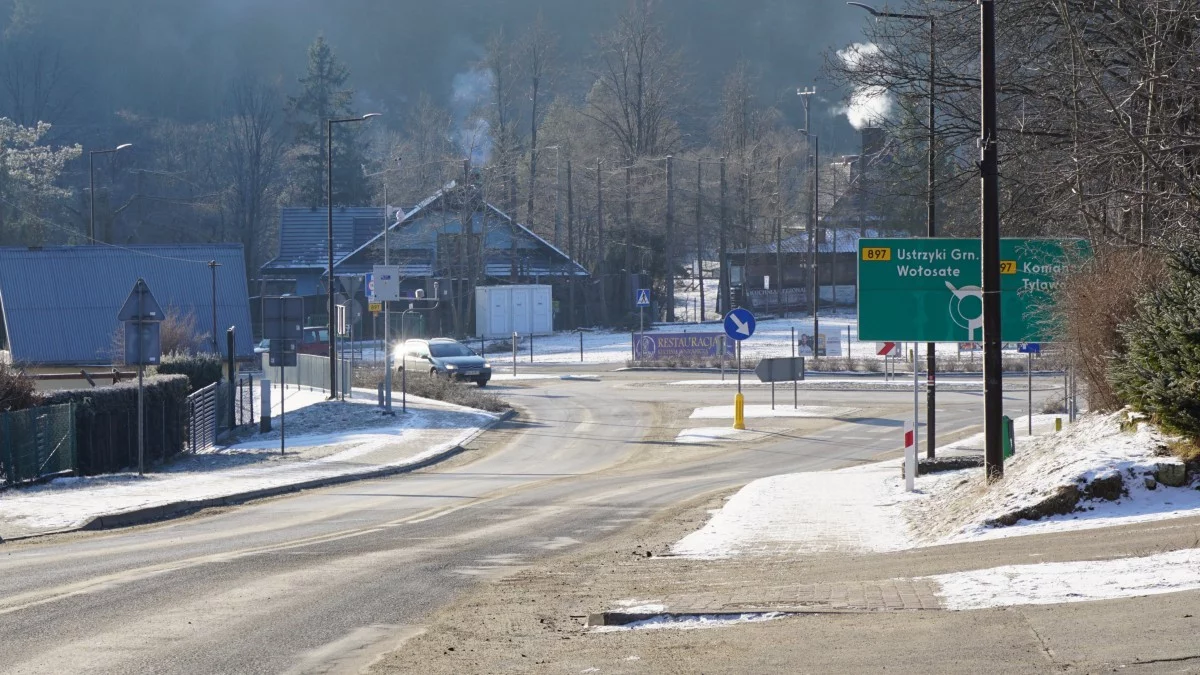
[{"x1": 0, "y1": 403, "x2": 76, "y2": 487}]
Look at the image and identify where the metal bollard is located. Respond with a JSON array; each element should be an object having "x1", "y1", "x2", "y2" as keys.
[{"x1": 260, "y1": 379, "x2": 272, "y2": 433}]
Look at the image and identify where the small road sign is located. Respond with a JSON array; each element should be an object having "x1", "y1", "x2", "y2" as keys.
[
  {"x1": 368, "y1": 302, "x2": 382, "y2": 314},
  {"x1": 755, "y1": 357, "x2": 804, "y2": 383},
  {"x1": 117, "y1": 278, "x2": 164, "y2": 322},
  {"x1": 877, "y1": 341, "x2": 897, "y2": 356},
  {"x1": 636, "y1": 288, "x2": 651, "y2": 307},
  {"x1": 723, "y1": 308, "x2": 756, "y2": 341},
  {"x1": 372, "y1": 265, "x2": 401, "y2": 302},
  {"x1": 1018, "y1": 342, "x2": 1041, "y2": 354}
]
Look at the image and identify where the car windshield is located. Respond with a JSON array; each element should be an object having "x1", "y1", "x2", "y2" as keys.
[
  {"x1": 305, "y1": 329, "x2": 328, "y2": 343},
  {"x1": 429, "y1": 343, "x2": 474, "y2": 358}
]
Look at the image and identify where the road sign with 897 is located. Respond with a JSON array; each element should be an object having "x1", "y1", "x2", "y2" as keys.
[{"x1": 857, "y1": 238, "x2": 1088, "y2": 343}]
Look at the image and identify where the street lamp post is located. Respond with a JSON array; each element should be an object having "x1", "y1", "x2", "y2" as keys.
[
  {"x1": 849, "y1": 1, "x2": 940, "y2": 458},
  {"x1": 88, "y1": 144, "x2": 132, "y2": 243},
  {"x1": 327, "y1": 113, "x2": 381, "y2": 401},
  {"x1": 365, "y1": 157, "x2": 402, "y2": 414},
  {"x1": 797, "y1": 88, "x2": 818, "y2": 343}
]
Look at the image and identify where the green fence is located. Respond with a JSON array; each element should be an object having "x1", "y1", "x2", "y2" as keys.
[{"x1": 0, "y1": 403, "x2": 77, "y2": 486}]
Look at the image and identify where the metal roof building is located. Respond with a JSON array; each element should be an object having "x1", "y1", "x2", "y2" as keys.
[{"x1": 0, "y1": 244, "x2": 254, "y2": 365}]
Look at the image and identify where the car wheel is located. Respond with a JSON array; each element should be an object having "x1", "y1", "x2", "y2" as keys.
[
  {"x1": 475, "y1": 378, "x2": 489, "y2": 388},
  {"x1": 429, "y1": 367, "x2": 441, "y2": 379}
]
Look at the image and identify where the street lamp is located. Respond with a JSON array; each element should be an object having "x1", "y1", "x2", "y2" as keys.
[
  {"x1": 327, "y1": 113, "x2": 381, "y2": 401},
  {"x1": 88, "y1": 143, "x2": 132, "y2": 243},
  {"x1": 849, "y1": 1, "x2": 940, "y2": 459},
  {"x1": 797, "y1": 87, "x2": 821, "y2": 352}
]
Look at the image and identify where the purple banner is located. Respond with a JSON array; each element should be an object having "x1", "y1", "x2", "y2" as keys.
[{"x1": 633, "y1": 332, "x2": 735, "y2": 360}]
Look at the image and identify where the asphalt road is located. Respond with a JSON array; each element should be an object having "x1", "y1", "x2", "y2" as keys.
[{"x1": 0, "y1": 370, "x2": 1060, "y2": 674}]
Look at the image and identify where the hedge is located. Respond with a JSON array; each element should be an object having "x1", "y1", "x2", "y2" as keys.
[
  {"x1": 157, "y1": 353, "x2": 223, "y2": 394},
  {"x1": 41, "y1": 374, "x2": 190, "y2": 475}
]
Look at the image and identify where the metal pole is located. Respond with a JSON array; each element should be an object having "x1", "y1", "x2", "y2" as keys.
[
  {"x1": 137, "y1": 285, "x2": 144, "y2": 476},
  {"x1": 981, "y1": 0, "x2": 1004, "y2": 480},
  {"x1": 384, "y1": 177, "x2": 393, "y2": 414},
  {"x1": 914, "y1": 341, "x2": 920, "y2": 458},
  {"x1": 792, "y1": 326, "x2": 798, "y2": 408},
  {"x1": 327, "y1": 119, "x2": 337, "y2": 401},
  {"x1": 737, "y1": 340, "x2": 742, "y2": 394},
  {"x1": 512, "y1": 331, "x2": 518, "y2": 376},
  {"x1": 280, "y1": 364, "x2": 285, "y2": 454},
  {"x1": 580, "y1": 330, "x2": 584, "y2": 362},
  {"x1": 530, "y1": 332, "x2": 534, "y2": 363},
  {"x1": 1028, "y1": 351, "x2": 1033, "y2": 435},
  {"x1": 926, "y1": 16, "x2": 938, "y2": 459},
  {"x1": 812, "y1": 135, "x2": 820, "y2": 352},
  {"x1": 88, "y1": 152, "x2": 96, "y2": 243}
]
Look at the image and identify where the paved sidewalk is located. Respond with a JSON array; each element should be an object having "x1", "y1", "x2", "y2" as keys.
[
  {"x1": 0, "y1": 395, "x2": 500, "y2": 540},
  {"x1": 649, "y1": 578, "x2": 942, "y2": 615}
]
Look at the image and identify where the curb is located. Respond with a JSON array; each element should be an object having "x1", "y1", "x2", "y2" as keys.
[
  {"x1": 5, "y1": 408, "x2": 518, "y2": 541},
  {"x1": 588, "y1": 606, "x2": 936, "y2": 626}
]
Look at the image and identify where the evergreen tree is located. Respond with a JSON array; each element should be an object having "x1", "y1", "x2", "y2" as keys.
[
  {"x1": 1109, "y1": 244, "x2": 1200, "y2": 437},
  {"x1": 286, "y1": 36, "x2": 370, "y2": 207}
]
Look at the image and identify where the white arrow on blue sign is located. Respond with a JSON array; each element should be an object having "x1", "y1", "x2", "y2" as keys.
[
  {"x1": 1018, "y1": 343, "x2": 1041, "y2": 354},
  {"x1": 723, "y1": 308, "x2": 756, "y2": 341},
  {"x1": 636, "y1": 289, "x2": 651, "y2": 307}
]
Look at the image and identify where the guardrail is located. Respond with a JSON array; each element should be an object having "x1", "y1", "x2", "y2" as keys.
[{"x1": 259, "y1": 353, "x2": 352, "y2": 395}]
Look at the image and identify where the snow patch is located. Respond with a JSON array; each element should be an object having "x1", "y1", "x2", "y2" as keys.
[
  {"x1": 674, "y1": 427, "x2": 750, "y2": 444},
  {"x1": 928, "y1": 548, "x2": 1200, "y2": 610},
  {"x1": 690, "y1": 405, "x2": 853, "y2": 419}
]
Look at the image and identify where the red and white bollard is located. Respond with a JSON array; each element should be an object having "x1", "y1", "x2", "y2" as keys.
[{"x1": 904, "y1": 420, "x2": 916, "y2": 492}]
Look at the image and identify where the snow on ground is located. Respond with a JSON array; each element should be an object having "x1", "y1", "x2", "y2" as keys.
[
  {"x1": 672, "y1": 412, "x2": 1200, "y2": 560},
  {"x1": 673, "y1": 427, "x2": 753, "y2": 444},
  {"x1": 592, "y1": 612, "x2": 787, "y2": 633},
  {"x1": 927, "y1": 548, "x2": 1200, "y2": 610},
  {"x1": 672, "y1": 461, "x2": 918, "y2": 559},
  {"x1": 0, "y1": 395, "x2": 495, "y2": 534},
  {"x1": 689, "y1": 404, "x2": 856, "y2": 420}
]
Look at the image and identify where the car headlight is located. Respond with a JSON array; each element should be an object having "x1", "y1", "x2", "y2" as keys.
[
  {"x1": 482, "y1": 362, "x2": 491, "y2": 369},
  {"x1": 445, "y1": 364, "x2": 458, "y2": 370}
]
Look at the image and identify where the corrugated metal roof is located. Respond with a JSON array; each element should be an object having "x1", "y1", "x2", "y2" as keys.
[
  {"x1": 264, "y1": 207, "x2": 385, "y2": 271},
  {"x1": 0, "y1": 244, "x2": 254, "y2": 365}
]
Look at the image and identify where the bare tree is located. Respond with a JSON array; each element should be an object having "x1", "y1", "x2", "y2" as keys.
[
  {"x1": 521, "y1": 14, "x2": 557, "y2": 228},
  {"x1": 583, "y1": 0, "x2": 683, "y2": 162},
  {"x1": 222, "y1": 78, "x2": 286, "y2": 274}
]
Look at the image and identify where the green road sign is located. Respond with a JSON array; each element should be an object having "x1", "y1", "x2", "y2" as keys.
[{"x1": 857, "y1": 238, "x2": 1087, "y2": 342}]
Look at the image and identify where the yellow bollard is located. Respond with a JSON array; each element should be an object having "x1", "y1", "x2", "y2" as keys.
[
  {"x1": 1055, "y1": 417, "x2": 1062, "y2": 432},
  {"x1": 733, "y1": 392, "x2": 746, "y2": 430}
]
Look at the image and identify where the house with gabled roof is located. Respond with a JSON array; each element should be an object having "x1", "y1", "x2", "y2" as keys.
[{"x1": 259, "y1": 180, "x2": 588, "y2": 334}]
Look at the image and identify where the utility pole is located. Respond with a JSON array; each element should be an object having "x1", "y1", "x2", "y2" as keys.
[
  {"x1": 812, "y1": 134, "x2": 820, "y2": 350},
  {"x1": 208, "y1": 260, "x2": 220, "y2": 355},
  {"x1": 666, "y1": 155, "x2": 676, "y2": 322},
  {"x1": 625, "y1": 165, "x2": 634, "y2": 314},
  {"x1": 797, "y1": 87, "x2": 817, "y2": 321},
  {"x1": 596, "y1": 159, "x2": 608, "y2": 324},
  {"x1": 719, "y1": 157, "x2": 731, "y2": 314},
  {"x1": 567, "y1": 159, "x2": 576, "y2": 329},
  {"x1": 775, "y1": 156, "x2": 784, "y2": 313},
  {"x1": 981, "y1": 0, "x2": 1003, "y2": 480},
  {"x1": 696, "y1": 160, "x2": 706, "y2": 321}
]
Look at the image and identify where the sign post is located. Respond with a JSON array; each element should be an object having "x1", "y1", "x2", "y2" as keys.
[
  {"x1": 118, "y1": 278, "x2": 164, "y2": 476},
  {"x1": 264, "y1": 296, "x2": 302, "y2": 454},
  {"x1": 372, "y1": 264, "x2": 401, "y2": 414},
  {"x1": 1019, "y1": 343, "x2": 1040, "y2": 435},
  {"x1": 636, "y1": 288, "x2": 650, "y2": 355},
  {"x1": 723, "y1": 308, "x2": 756, "y2": 430}
]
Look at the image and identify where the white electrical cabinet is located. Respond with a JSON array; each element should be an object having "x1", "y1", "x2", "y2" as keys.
[{"x1": 475, "y1": 285, "x2": 554, "y2": 338}]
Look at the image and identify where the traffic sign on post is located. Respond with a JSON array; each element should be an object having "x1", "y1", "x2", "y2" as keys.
[
  {"x1": 636, "y1": 289, "x2": 651, "y2": 307},
  {"x1": 877, "y1": 341, "x2": 897, "y2": 356},
  {"x1": 723, "y1": 308, "x2": 756, "y2": 341},
  {"x1": 1018, "y1": 342, "x2": 1041, "y2": 354},
  {"x1": 858, "y1": 238, "x2": 1088, "y2": 342},
  {"x1": 118, "y1": 279, "x2": 164, "y2": 322}
]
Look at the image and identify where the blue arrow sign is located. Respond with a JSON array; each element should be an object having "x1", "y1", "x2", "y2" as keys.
[
  {"x1": 1018, "y1": 342, "x2": 1041, "y2": 354},
  {"x1": 636, "y1": 288, "x2": 651, "y2": 307},
  {"x1": 723, "y1": 308, "x2": 756, "y2": 341}
]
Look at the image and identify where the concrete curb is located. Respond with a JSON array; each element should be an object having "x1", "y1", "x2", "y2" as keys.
[
  {"x1": 5, "y1": 408, "x2": 517, "y2": 540},
  {"x1": 587, "y1": 606, "x2": 937, "y2": 626}
]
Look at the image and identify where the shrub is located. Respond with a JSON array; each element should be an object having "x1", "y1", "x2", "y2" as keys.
[
  {"x1": 157, "y1": 352, "x2": 223, "y2": 393},
  {"x1": 0, "y1": 362, "x2": 39, "y2": 412},
  {"x1": 1109, "y1": 244, "x2": 1200, "y2": 436},
  {"x1": 353, "y1": 364, "x2": 510, "y2": 413},
  {"x1": 1058, "y1": 246, "x2": 1165, "y2": 411}
]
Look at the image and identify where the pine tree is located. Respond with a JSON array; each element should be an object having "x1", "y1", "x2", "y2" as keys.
[
  {"x1": 1109, "y1": 244, "x2": 1200, "y2": 437},
  {"x1": 286, "y1": 36, "x2": 370, "y2": 207}
]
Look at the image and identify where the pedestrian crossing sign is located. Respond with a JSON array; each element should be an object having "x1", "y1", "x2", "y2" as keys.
[{"x1": 636, "y1": 289, "x2": 651, "y2": 307}]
